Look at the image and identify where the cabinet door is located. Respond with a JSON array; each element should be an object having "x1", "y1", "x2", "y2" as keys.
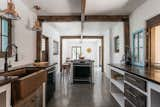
[{"x1": 125, "y1": 83, "x2": 147, "y2": 107}]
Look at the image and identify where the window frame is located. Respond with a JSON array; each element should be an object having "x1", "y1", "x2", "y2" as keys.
[
  {"x1": 72, "y1": 46, "x2": 81, "y2": 60},
  {"x1": 0, "y1": 17, "x2": 12, "y2": 58}
]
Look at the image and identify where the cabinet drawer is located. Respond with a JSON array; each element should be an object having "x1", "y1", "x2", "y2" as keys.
[
  {"x1": 125, "y1": 99, "x2": 135, "y2": 107},
  {"x1": 125, "y1": 73, "x2": 146, "y2": 92},
  {"x1": 124, "y1": 83, "x2": 146, "y2": 107}
]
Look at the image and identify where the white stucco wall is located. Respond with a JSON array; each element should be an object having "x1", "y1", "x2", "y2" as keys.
[
  {"x1": 110, "y1": 22, "x2": 124, "y2": 64},
  {"x1": 130, "y1": 0, "x2": 160, "y2": 54},
  {"x1": 0, "y1": 0, "x2": 37, "y2": 70},
  {"x1": 42, "y1": 23, "x2": 60, "y2": 71}
]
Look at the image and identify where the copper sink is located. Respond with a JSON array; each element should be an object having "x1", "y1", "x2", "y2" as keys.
[
  {"x1": 0, "y1": 68, "x2": 47, "y2": 104},
  {"x1": 16, "y1": 70, "x2": 47, "y2": 98}
]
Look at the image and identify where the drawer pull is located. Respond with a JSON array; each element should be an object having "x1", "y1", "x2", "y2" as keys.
[{"x1": 126, "y1": 90, "x2": 137, "y2": 98}]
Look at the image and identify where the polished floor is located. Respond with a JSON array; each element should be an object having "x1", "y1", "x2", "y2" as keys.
[{"x1": 47, "y1": 69, "x2": 119, "y2": 107}]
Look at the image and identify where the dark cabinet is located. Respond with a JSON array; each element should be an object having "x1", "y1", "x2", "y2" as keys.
[
  {"x1": 125, "y1": 73, "x2": 147, "y2": 92},
  {"x1": 125, "y1": 99, "x2": 135, "y2": 107},
  {"x1": 46, "y1": 65, "x2": 56, "y2": 103},
  {"x1": 73, "y1": 66, "x2": 91, "y2": 79},
  {"x1": 124, "y1": 83, "x2": 146, "y2": 107}
]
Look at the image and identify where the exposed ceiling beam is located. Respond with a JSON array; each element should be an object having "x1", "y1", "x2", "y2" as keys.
[
  {"x1": 81, "y1": 0, "x2": 86, "y2": 38},
  {"x1": 38, "y1": 16, "x2": 81, "y2": 22},
  {"x1": 85, "y1": 15, "x2": 129, "y2": 21},
  {"x1": 81, "y1": 0, "x2": 86, "y2": 22},
  {"x1": 38, "y1": 15, "x2": 129, "y2": 22}
]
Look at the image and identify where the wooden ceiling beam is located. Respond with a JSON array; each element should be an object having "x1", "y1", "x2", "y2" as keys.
[
  {"x1": 38, "y1": 15, "x2": 129, "y2": 22},
  {"x1": 81, "y1": 0, "x2": 86, "y2": 37},
  {"x1": 85, "y1": 15, "x2": 129, "y2": 21},
  {"x1": 81, "y1": 0, "x2": 86, "y2": 22},
  {"x1": 38, "y1": 16, "x2": 81, "y2": 22}
]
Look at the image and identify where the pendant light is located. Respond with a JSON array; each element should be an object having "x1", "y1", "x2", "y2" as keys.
[
  {"x1": 32, "y1": 1, "x2": 41, "y2": 31},
  {"x1": 80, "y1": 22, "x2": 84, "y2": 43},
  {"x1": 0, "y1": 0, "x2": 21, "y2": 20}
]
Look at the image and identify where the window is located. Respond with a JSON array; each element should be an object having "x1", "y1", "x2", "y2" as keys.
[
  {"x1": 41, "y1": 38, "x2": 46, "y2": 51},
  {"x1": 0, "y1": 17, "x2": 11, "y2": 57},
  {"x1": 132, "y1": 30, "x2": 145, "y2": 66},
  {"x1": 72, "y1": 46, "x2": 81, "y2": 60},
  {"x1": 150, "y1": 25, "x2": 160, "y2": 65}
]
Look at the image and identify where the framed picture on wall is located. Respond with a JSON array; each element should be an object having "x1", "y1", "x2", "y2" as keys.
[
  {"x1": 114, "y1": 36, "x2": 120, "y2": 53},
  {"x1": 53, "y1": 40, "x2": 58, "y2": 55}
]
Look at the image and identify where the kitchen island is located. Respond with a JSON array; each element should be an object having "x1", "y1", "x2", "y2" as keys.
[{"x1": 71, "y1": 59, "x2": 94, "y2": 84}]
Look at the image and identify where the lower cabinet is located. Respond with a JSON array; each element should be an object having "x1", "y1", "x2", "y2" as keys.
[
  {"x1": 124, "y1": 83, "x2": 146, "y2": 107},
  {"x1": 125, "y1": 99, "x2": 135, "y2": 107},
  {"x1": 0, "y1": 83, "x2": 11, "y2": 107},
  {"x1": 110, "y1": 67, "x2": 147, "y2": 107},
  {"x1": 14, "y1": 86, "x2": 43, "y2": 107},
  {"x1": 110, "y1": 66, "x2": 160, "y2": 107},
  {"x1": 46, "y1": 65, "x2": 56, "y2": 103}
]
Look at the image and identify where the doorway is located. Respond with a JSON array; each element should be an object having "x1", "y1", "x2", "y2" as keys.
[
  {"x1": 60, "y1": 36, "x2": 104, "y2": 72},
  {"x1": 40, "y1": 36, "x2": 49, "y2": 62},
  {"x1": 147, "y1": 14, "x2": 160, "y2": 66}
]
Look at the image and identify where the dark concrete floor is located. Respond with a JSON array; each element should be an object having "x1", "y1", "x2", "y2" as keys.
[{"x1": 47, "y1": 70, "x2": 120, "y2": 107}]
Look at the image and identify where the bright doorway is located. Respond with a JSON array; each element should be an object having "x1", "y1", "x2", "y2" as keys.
[{"x1": 60, "y1": 36, "x2": 104, "y2": 72}]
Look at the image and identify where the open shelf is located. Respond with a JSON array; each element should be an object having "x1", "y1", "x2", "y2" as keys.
[
  {"x1": 110, "y1": 68, "x2": 125, "y2": 107},
  {"x1": 111, "y1": 92, "x2": 124, "y2": 107},
  {"x1": 111, "y1": 79, "x2": 124, "y2": 92},
  {"x1": 111, "y1": 69, "x2": 124, "y2": 93}
]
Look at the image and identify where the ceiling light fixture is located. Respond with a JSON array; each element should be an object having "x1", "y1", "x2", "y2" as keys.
[
  {"x1": 80, "y1": 22, "x2": 84, "y2": 43},
  {"x1": 0, "y1": 0, "x2": 21, "y2": 20},
  {"x1": 32, "y1": 1, "x2": 42, "y2": 31}
]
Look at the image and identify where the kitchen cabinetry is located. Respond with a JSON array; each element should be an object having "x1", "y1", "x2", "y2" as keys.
[
  {"x1": 124, "y1": 82, "x2": 146, "y2": 107},
  {"x1": 14, "y1": 86, "x2": 43, "y2": 107},
  {"x1": 109, "y1": 64, "x2": 160, "y2": 107},
  {"x1": 110, "y1": 66, "x2": 147, "y2": 107},
  {"x1": 110, "y1": 67, "x2": 124, "y2": 107},
  {"x1": 148, "y1": 82, "x2": 160, "y2": 107},
  {"x1": 71, "y1": 60, "x2": 94, "y2": 83},
  {"x1": 46, "y1": 64, "x2": 57, "y2": 103},
  {"x1": 0, "y1": 83, "x2": 11, "y2": 107}
]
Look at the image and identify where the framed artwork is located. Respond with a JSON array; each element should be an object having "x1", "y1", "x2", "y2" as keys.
[
  {"x1": 53, "y1": 40, "x2": 58, "y2": 55},
  {"x1": 132, "y1": 29, "x2": 145, "y2": 66},
  {"x1": 114, "y1": 36, "x2": 119, "y2": 53},
  {"x1": 86, "y1": 48, "x2": 92, "y2": 53}
]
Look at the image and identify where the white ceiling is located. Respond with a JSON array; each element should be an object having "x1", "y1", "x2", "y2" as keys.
[
  {"x1": 22, "y1": 0, "x2": 146, "y2": 15},
  {"x1": 22, "y1": 0, "x2": 81, "y2": 15}
]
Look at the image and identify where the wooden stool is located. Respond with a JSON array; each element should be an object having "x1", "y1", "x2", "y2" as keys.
[{"x1": 62, "y1": 63, "x2": 71, "y2": 76}]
